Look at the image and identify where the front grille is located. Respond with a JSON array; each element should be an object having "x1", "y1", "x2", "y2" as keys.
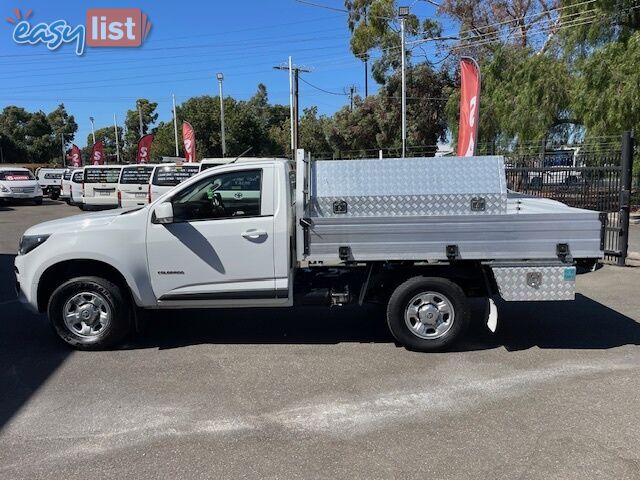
[{"x1": 10, "y1": 187, "x2": 35, "y2": 193}]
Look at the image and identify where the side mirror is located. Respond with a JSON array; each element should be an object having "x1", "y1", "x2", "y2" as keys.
[{"x1": 154, "y1": 202, "x2": 174, "y2": 224}]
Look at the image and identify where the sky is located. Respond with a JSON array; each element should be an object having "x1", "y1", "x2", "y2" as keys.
[{"x1": 0, "y1": 0, "x2": 444, "y2": 148}]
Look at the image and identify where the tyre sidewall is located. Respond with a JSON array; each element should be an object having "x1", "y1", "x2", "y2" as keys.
[
  {"x1": 387, "y1": 277, "x2": 470, "y2": 352},
  {"x1": 48, "y1": 276, "x2": 130, "y2": 350}
]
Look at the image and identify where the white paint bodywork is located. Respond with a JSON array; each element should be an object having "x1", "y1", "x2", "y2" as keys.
[
  {"x1": 15, "y1": 160, "x2": 293, "y2": 312},
  {"x1": 0, "y1": 167, "x2": 43, "y2": 201}
]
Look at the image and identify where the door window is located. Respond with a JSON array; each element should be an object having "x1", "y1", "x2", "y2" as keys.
[{"x1": 171, "y1": 169, "x2": 262, "y2": 222}]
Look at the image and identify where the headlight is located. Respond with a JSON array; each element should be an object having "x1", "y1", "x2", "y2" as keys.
[
  {"x1": 0, "y1": 185, "x2": 9, "y2": 193},
  {"x1": 18, "y1": 234, "x2": 50, "y2": 255}
]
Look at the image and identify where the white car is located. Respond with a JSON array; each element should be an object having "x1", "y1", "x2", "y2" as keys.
[
  {"x1": 117, "y1": 165, "x2": 155, "y2": 208},
  {"x1": 59, "y1": 168, "x2": 77, "y2": 202},
  {"x1": 0, "y1": 167, "x2": 43, "y2": 205},
  {"x1": 35, "y1": 168, "x2": 64, "y2": 199},
  {"x1": 82, "y1": 165, "x2": 123, "y2": 210},
  {"x1": 149, "y1": 163, "x2": 200, "y2": 203},
  {"x1": 69, "y1": 169, "x2": 84, "y2": 206}
]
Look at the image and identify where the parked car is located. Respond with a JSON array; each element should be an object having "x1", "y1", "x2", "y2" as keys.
[
  {"x1": 149, "y1": 162, "x2": 200, "y2": 203},
  {"x1": 81, "y1": 165, "x2": 122, "y2": 210},
  {"x1": 59, "y1": 168, "x2": 77, "y2": 203},
  {"x1": 35, "y1": 168, "x2": 64, "y2": 199},
  {"x1": 0, "y1": 167, "x2": 43, "y2": 205},
  {"x1": 117, "y1": 165, "x2": 155, "y2": 208},
  {"x1": 527, "y1": 149, "x2": 582, "y2": 188},
  {"x1": 15, "y1": 154, "x2": 602, "y2": 351},
  {"x1": 69, "y1": 169, "x2": 84, "y2": 206}
]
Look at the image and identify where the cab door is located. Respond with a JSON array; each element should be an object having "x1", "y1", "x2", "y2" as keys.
[{"x1": 146, "y1": 165, "x2": 283, "y2": 306}]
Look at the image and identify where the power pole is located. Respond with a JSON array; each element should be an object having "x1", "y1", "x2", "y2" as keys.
[
  {"x1": 137, "y1": 100, "x2": 144, "y2": 137},
  {"x1": 89, "y1": 116, "x2": 96, "y2": 145},
  {"x1": 216, "y1": 72, "x2": 226, "y2": 156},
  {"x1": 364, "y1": 6, "x2": 369, "y2": 97},
  {"x1": 172, "y1": 94, "x2": 179, "y2": 157},
  {"x1": 399, "y1": 6, "x2": 409, "y2": 158},
  {"x1": 274, "y1": 58, "x2": 311, "y2": 154},
  {"x1": 347, "y1": 85, "x2": 357, "y2": 111},
  {"x1": 61, "y1": 133, "x2": 65, "y2": 166},
  {"x1": 113, "y1": 113, "x2": 120, "y2": 164}
]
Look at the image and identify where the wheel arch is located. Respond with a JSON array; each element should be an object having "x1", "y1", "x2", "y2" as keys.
[{"x1": 37, "y1": 259, "x2": 135, "y2": 313}]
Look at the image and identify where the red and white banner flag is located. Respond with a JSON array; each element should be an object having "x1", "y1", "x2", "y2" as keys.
[
  {"x1": 137, "y1": 134, "x2": 153, "y2": 163},
  {"x1": 69, "y1": 144, "x2": 82, "y2": 167},
  {"x1": 457, "y1": 57, "x2": 481, "y2": 157},
  {"x1": 91, "y1": 141, "x2": 105, "y2": 165},
  {"x1": 182, "y1": 122, "x2": 196, "y2": 162}
]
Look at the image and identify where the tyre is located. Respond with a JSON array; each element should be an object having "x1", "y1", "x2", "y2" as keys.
[
  {"x1": 48, "y1": 276, "x2": 132, "y2": 350},
  {"x1": 34, "y1": 197, "x2": 43, "y2": 205},
  {"x1": 386, "y1": 277, "x2": 470, "y2": 352}
]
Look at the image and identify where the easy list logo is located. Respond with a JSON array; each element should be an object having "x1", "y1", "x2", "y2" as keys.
[{"x1": 6, "y1": 8, "x2": 151, "y2": 56}]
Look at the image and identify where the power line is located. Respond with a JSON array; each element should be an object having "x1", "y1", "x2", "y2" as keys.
[{"x1": 299, "y1": 77, "x2": 347, "y2": 96}]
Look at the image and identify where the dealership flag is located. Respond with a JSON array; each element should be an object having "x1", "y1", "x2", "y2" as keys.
[
  {"x1": 457, "y1": 57, "x2": 481, "y2": 157},
  {"x1": 69, "y1": 144, "x2": 82, "y2": 167},
  {"x1": 182, "y1": 122, "x2": 196, "y2": 162},
  {"x1": 91, "y1": 141, "x2": 105, "y2": 165},
  {"x1": 137, "y1": 134, "x2": 153, "y2": 163}
]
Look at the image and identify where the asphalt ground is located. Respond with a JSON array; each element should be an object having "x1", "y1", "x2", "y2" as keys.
[{"x1": 2, "y1": 200, "x2": 640, "y2": 479}]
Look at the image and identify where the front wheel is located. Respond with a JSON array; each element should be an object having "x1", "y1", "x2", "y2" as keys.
[
  {"x1": 48, "y1": 276, "x2": 132, "y2": 350},
  {"x1": 386, "y1": 277, "x2": 470, "y2": 352}
]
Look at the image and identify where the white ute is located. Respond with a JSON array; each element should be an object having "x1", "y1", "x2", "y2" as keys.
[
  {"x1": 15, "y1": 153, "x2": 603, "y2": 351},
  {"x1": 0, "y1": 167, "x2": 43, "y2": 205}
]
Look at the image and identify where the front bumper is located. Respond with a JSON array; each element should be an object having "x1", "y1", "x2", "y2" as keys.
[
  {"x1": 0, "y1": 192, "x2": 41, "y2": 200},
  {"x1": 13, "y1": 259, "x2": 39, "y2": 313}
]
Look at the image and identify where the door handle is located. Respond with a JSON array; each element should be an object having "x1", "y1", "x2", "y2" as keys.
[{"x1": 241, "y1": 229, "x2": 267, "y2": 239}]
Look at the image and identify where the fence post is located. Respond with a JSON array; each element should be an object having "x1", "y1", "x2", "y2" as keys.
[{"x1": 618, "y1": 131, "x2": 634, "y2": 266}]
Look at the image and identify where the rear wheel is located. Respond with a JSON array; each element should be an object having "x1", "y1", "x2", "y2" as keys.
[
  {"x1": 48, "y1": 276, "x2": 132, "y2": 350},
  {"x1": 386, "y1": 277, "x2": 470, "y2": 352}
]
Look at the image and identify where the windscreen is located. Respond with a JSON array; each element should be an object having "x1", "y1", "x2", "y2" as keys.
[
  {"x1": 0, "y1": 170, "x2": 35, "y2": 181},
  {"x1": 120, "y1": 166, "x2": 154, "y2": 184},
  {"x1": 72, "y1": 171, "x2": 83, "y2": 182},
  {"x1": 43, "y1": 172, "x2": 62, "y2": 180},
  {"x1": 84, "y1": 168, "x2": 121, "y2": 184},
  {"x1": 152, "y1": 165, "x2": 200, "y2": 187}
]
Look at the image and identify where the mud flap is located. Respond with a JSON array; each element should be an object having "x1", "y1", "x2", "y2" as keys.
[{"x1": 486, "y1": 297, "x2": 498, "y2": 333}]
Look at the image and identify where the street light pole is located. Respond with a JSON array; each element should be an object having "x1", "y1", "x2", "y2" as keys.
[
  {"x1": 399, "y1": 6, "x2": 409, "y2": 158},
  {"x1": 137, "y1": 100, "x2": 144, "y2": 137},
  {"x1": 216, "y1": 72, "x2": 226, "y2": 157},
  {"x1": 89, "y1": 116, "x2": 96, "y2": 145},
  {"x1": 113, "y1": 113, "x2": 120, "y2": 164}
]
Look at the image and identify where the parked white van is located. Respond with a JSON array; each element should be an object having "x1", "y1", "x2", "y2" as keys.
[
  {"x1": 69, "y1": 169, "x2": 84, "y2": 206},
  {"x1": 59, "y1": 168, "x2": 77, "y2": 203},
  {"x1": 0, "y1": 167, "x2": 43, "y2": 204},
  {"x1": 82, "y1": 166, "x2": 122, "y2": 210},
  {"x1": 149, "y1": 163, "x2": 200, "y2": 203},
  {"x1": 117, "y1": 165, "x2": 155, "y2": 208},
  {"x1": 35, "y1": 168, "x2": 64, "y2": 199}
]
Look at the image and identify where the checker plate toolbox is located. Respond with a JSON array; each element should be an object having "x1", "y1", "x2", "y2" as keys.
[{"x1": 295, "y1": 153, "x2": 602, "y2": 301}]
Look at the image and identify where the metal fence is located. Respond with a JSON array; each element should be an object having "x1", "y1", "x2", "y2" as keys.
[{"x1": 504, "y1": 133, "x2": 634, "y2": 264}]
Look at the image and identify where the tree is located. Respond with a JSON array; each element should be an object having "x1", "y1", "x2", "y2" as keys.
[
  {"x1": 47, "y1": 103, "x2": 78, "y2": 151},
  {"x1": 345, "y1": 0, "x2": 441, "y2": 83},
  {"x1": 123, "y1": 99, "x2": 158, "y2": 162},
  {"x1": 87, "y1": 126, "x2": 124, "y2": 163}
]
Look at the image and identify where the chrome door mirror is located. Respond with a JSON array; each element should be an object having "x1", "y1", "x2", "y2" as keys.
[{"x1": 154, "y1": 202, "x2": 174, "y2": 224}]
